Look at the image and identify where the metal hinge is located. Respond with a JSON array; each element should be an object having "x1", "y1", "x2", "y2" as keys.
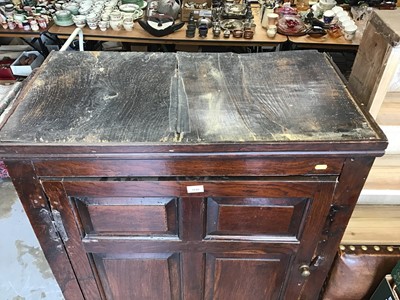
[
  {"x1": 51, "y1": 210, "x2": 69, "y2": 242},
  {"x1": 321, "y1": 204, "x2": 345, "y2": 236}
]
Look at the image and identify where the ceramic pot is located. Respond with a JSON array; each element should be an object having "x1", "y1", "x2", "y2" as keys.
[{"x1": 110, "y1": 19, "x2": 122, "y2": 30}]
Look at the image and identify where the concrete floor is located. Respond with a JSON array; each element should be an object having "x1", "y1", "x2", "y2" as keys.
[{"x1": 0, "y1": 179, "x2": 64, "y2": 300}]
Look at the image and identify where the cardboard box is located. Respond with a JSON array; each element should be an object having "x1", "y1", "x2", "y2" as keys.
[
  {"x1": 181, "y1": 0, "x2": 212, "y2": 21},
  {"x1": 10, "y1": 51, "x2": 44, "y2": 77},
  {"x1": 370, "y1": 275, "x2": 400, "y2": 300}
]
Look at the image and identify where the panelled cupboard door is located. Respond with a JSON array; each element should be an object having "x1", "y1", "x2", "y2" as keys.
[
  {"x1": 204, "y1": 252, "x2": 290, "y2": 300},
  {"x1": 41, "y1": 178, "x2": 336, "y2": 300}
]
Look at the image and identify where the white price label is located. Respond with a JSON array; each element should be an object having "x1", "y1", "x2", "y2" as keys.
[
  {"x1": 199, "y1": 10, "x2": 212, "y2": 17},
  {"x1": 186, "y1": 185, "x2": 204, "y2": 193},
  {"x1": 315, "y1": 164, "x2": 328, "y2": 170}
]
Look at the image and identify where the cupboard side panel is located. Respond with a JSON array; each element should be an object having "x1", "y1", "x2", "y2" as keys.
[
  {"x1": 283, "y1": 182, "x2": 336, "y2": 299},
  {"x1": 300, "y1": 157, "x2": 376, "y2": 299},
  {"x1": 42, "y1": 181, "x2": 104, "y2": 300},
  {"x1": 4, "y1": 161, "x2": 84, "y2": 300}
]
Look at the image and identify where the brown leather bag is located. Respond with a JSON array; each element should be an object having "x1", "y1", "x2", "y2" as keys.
[{"x1": 323, "y1": 246, "x2": 400, "y2": 300}]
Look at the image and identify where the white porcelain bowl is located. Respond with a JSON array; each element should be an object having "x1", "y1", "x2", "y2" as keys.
[
  {"x1": 319, "y1": 0, "x2": 336, "y2": 11},
  {"x1": 331, "y1": 6, "x2": 343, "y2": 15}
]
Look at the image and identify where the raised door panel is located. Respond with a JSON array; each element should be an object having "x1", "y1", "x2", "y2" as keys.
[
  {"x1": 93, "y1": 253, "x2": 181, "y2": 300},
  {"x1": 204, "y1": 253, "x2": 289, "y2": 300},
  {"x1": 42, "y1": 181, "x2": 183, "y2": 300},
  {"x1": 206, "y1": 197, "x2": 308, "y2": 238},
  {"x1": 42, "y1": 179, "x2": 336, "y2": 300},
  {"x1": 73, "y1": 197, "x2": 178, "y2": 236}
]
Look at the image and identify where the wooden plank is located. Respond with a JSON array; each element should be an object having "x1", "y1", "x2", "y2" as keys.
[
  {"x1": 348, "y1": 14, "x2": 393, "y2": 109},
  {"x1": 342, "y1": 205, "x2": 400, "y2": 244},
  {"x1": 342, "y1": 228, "x2": 400, "y2": 245},
  {"x1": 350, "y1": 205, "x2": 400, "y2": 218},
  {"x1": 388, "y1": 64, "x2": 400, "y2": 92},
  {"x1": 376, "y1": 102, "x2": 400, "y2": 126},
  {"x1": 364, "y1": 154, "x2": 400, "y2": 190},
  {"x1": 384, "y1": 91, "x2": 400, "y2": 102},
  {"x1": 369, "y1": 154, "x2": 400, "y2": 167},
  {"x1": 346, "y1": 218, "x2": 400, "y2": 228},
  {"x1": 0, "y1": 51, "x2": 381, "y2": 145},
  {"x1": 348, "y1": 10, "x2": 400, "y2": 114},
  {"x1": 371, "y1": 10, "x2": 400, "y2": 40},
  {"x1": 0, "y1": 52, "x2": 178, "y2": 143},
  {"x1": 369, "y1": 47, "x2": 400, "y2": 118},
  {"x1": 176, "y1": 51, "x2": 378, "y2": 143}
]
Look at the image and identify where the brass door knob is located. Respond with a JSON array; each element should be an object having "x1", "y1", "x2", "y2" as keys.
[{"x1": 299, "y1": 264, "x2": 311, "y2": 277}]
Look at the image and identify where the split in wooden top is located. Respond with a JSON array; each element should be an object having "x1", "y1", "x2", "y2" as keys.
[{"x1": 0, "y1": 51, "x2": 386, "y2": 154}]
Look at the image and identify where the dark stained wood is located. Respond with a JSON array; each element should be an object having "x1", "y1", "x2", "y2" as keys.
[
  {"x1": 0, "y1": 52, "x2": 177, "y2": 144},
  {"x1": 60, "y1": 180, "x2": 331, "y2": 198},
  {"x1": 182, "y1": 253, "x2": 205, "y2": 300},
  {"x1": 180, "y1": 197, "x2": 206, "y2": 300},
  {"x1": 0, "y1": 51, "x2": 382, "y2": 146},
  {"x1": 33, "y1": 157, "x2": 345, "y2": 177},
  {"x1": 4, "y1": 161, "x2": 85, "y2": 300},
  {"x1": 206, "y1": 197, "x2": 308, "y2": 237},
  {"x1": 204, "y1": 252, "x2": 290, "y2": 300},
  {"x1": 0, "y1": 140, "x2": 388, "y2": 157},
  {"x1": 43, "y1": 178, "x2": 335, "y2": 299},
  {"x1": 93, "y1": 253, "x2": 181, "y2": 300},
  {"x1": 0, "y1": 51, "x2": 388, "y2": 300},
  {"x1": 41, "y1": 182, "x2": 104, "y2": 299},
  {"x1": 73, "y1": 197, "x2": 178, "y2": 235},
  {"x1": 177, "y1": 52, "x2": 378, "y2": 143},
  {"x1": 83, "y1": 238, "x2": 298, "y2": 254},
  {"x1": 64, "y1": 180, "x2": 181, "y2": 197},
  {"x1": 180, "y1": 196, "x2": 205, "y2": 241},
  {"x1": 282, "y1": 182, "x2": 336, "y2": 299},
  {"x1": 300, "y1": 157, "x2": 376, "y2": 299}
]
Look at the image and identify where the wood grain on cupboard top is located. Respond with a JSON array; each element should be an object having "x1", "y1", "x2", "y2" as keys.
[{"x1": 0, "y1": 51, "x2": 382, "y2": 147}]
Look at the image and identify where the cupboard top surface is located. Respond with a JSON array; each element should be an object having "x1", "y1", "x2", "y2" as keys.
[{"x1": 0, "y1": 51, "x2": 386, "y2": 153}]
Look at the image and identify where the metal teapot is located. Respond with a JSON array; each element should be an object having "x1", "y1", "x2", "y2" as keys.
[{"x1": 157, "y1": 0, "x2": 181, "y2": 19}]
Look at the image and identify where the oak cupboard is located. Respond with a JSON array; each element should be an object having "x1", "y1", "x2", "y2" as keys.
[{"x1": 0, "y1": 51, "x2": 387, "y2": 299}]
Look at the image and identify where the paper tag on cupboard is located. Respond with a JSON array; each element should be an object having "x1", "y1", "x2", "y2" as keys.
[{"x1": 186, "y1": 185, "x2": 204, "y2": 193}]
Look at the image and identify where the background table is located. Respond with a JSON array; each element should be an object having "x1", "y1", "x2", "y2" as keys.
[
  {"x1": 0, "y1": 27, "x2": 50, "y2": 55},
  {"x1": 49, "y1": 23, "x2": 287, "y2": 47},
  {"x1": 0, "y1": 27, "x2": 45, "y2": 39},
  {"x1": 48, "y1": 8, "x2": 287, "y2": 48},
  {"x1": 289, "y1": 32, "x2": 361, "y2": 51}
]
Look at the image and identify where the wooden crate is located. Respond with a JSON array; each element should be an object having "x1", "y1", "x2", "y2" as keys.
[
  {"x1": 343, "y1": 12, "x2": 400, "y2": 281},
  {"x1": 348, "y1": 10, "x2": 400, "y2": 118},
  {"x1": 348, "y1": 10, "x2": 400, "y2": 204}
]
